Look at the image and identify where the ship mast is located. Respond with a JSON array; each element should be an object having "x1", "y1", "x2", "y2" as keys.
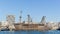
[
  {"x1": 6, "y1": 15, "x2": 15, "y2": 31},
  {"x1": 27, "y1": 14, "x2": 31, "y2": 24},
  {"x1": 40, "y1": 16, "x2": 46, "y2": 24},
  {"x1": 19, "y1": 11, "x2": 22, "y2": 23}
]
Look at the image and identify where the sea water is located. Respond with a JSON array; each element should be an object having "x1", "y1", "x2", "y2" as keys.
[{"x1": 0, "y1": 30, "x2": 60, "y2": 34}]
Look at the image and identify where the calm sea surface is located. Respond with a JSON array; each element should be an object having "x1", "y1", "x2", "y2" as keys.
[{"x1": 0, "y1": 30, "x2": 60, "y2": 34}]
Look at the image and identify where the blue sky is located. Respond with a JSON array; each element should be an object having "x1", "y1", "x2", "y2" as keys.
[{"x1": 0, "y1": 0, "x2": 60, "y2": 22}]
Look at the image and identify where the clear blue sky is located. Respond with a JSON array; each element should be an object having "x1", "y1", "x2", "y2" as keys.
[{"x1": 0, "y1": 0, "x2": 60, "y2": 22}]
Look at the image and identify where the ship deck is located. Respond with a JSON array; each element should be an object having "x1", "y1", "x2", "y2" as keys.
[{"x1": 14, "y1": 23, "x2": 50, "y2": 31}]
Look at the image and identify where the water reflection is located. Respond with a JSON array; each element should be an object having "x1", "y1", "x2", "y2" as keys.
[{"x1": 0, "y1": 30, "x2": 60, "y2": 34}]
